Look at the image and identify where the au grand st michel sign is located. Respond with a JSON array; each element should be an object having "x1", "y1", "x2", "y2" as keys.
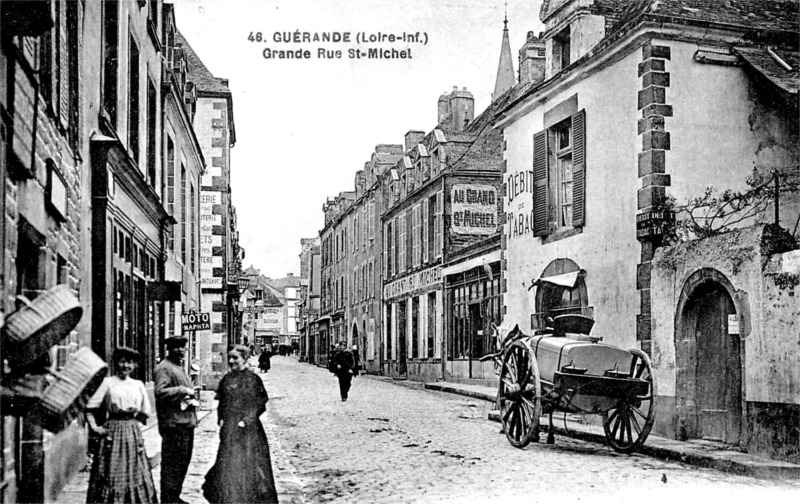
[{"x1": 451, "y1": 184, "x2": 497, "y2": 235}]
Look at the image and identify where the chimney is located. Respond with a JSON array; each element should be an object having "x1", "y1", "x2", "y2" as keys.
[
  {"x1": 437, "y1": 92, "x2": 450, "y2": 124},
  {"x1": 404, "y1": 130, "x2": 425, "y2": 152},
  {"x1": 449, "y1": 86, "x2": 474, "y2": 133},
  {"x1": 519, "y1": 31, "x2": 546, "y2": 85}
]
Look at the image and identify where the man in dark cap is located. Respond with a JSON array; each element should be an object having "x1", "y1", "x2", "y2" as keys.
[{"x1": 155, "y1": 336, "x2": 198, "y2": 504}]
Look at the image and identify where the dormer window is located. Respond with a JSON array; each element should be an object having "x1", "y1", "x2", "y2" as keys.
[{"x1": 554, "y1": 26, "x2": 571, "y2": 72}]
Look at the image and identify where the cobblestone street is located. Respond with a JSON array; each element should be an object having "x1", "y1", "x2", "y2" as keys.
[
  {"x1": 262, "y1": 357, "x2": 800, "y2": 503},
  {"x1": 57, "y1": 356, "x2": 800, "y2": 504}
]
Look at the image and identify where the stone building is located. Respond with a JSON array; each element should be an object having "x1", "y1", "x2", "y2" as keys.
[
  {"x1": 496, "y1": 0, "x2": 799, "y2": 461},
  {"x1": 318, "y1": 191, "x2": 356, "y2": 367},
  {"x1": 177, "y1": 29, "x2": 239, "y2": 388},
  {"x1": 343, "y1": 145, "x2": 403, "y2": 373},
  {"x1": 1, "y1": 2, "x2": 89, "y2": 500},
  {"x1": 380, "y1": 84, "x2": 508, "y2": 382},
  {"x1": 160, "y1": 4, "x2": 205, "y2": 367},
  {"x1": 264, "y1": 273, "x2": 303, "y2": 348},
  {"x1": 297, "y1": 238, "x2": 320, "y2": 361}
]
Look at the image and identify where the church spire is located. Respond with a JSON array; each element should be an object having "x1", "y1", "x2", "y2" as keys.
[{"x1": 493, "y1": 4, "x2": 516, "y2": 100}]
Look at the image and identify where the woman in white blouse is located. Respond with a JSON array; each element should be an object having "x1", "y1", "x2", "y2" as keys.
[{"x1": 85, "y1": 347, "x2": 157, "y2": 503}]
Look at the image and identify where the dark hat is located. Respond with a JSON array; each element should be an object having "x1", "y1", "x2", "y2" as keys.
[
  {"x1": 165, "y1": 335, "x2": 188, "y2": 348},
  {"x1": 112, "y1": 346, "x2": 140, "y2": 362}
]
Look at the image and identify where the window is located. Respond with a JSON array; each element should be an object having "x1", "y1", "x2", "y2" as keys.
[
  {"x1": 405, "y1": 210, "x2": 413, "y2": 271},
  {"x1": 532, "y1": 109, "x2": 586, "y2": 237},
  {"x1": 165, "y1": 137, "x2": 175, "y2": 248},
  {"x1": 180, "y1": 164, "x2": 187, "y2": 262},
  {"x1": 128, "y1": 34, "x2": 140, "y2": 161},
  {"x1": 428, "y1": 194, "x2": 436, "y2": 262},
  {"x1": 398, "y1": 214, "x2": 406, "y2": 274},
  {"x1": 531, "y1": 259, "x2": 591, "y2": 330},
  {"x1": 66, "y1": 0, "x2": 80, "y2": 148},
  {"x1": 411, "y1": 205, "x2": 420, "y2": 268},
  {"x1": 435, "y1": 192, "x2": 443, "y2": 259},
  {"x1": 553, "y1": 26, "x2": 571, "y2": 72},
  {"x1": 369, "y1": 199, "x2": 375, "y2": 241},
  {"x1": 103, "y1": 0, "x2": 119, "y2": 123},
  {"x1": 147, "y1": 78, "x2": 157, "y2": 188}
]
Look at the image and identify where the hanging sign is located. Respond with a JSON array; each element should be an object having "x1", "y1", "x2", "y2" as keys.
[{"x1": 182, "y1": 312, "x2": 211, "y2": 332}]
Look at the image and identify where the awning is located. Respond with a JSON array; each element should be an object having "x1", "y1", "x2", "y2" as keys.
[
  {"x1": 532, "y1": 269, "x2": 585, "y2": 289},
  {"x1": 734, "y1": 46, "x2": 799, "y2": 99},
  {"x1": 442, "y1": 250, "x2": 501, "y2": 277}
]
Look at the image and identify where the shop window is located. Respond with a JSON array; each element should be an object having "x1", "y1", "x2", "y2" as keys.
[
  {"x1": 427, "y1": 292, "x2": 436, "y2": 358},
  {"x1": 411, "y1": 297, "x2": 419, "y2": 358}
]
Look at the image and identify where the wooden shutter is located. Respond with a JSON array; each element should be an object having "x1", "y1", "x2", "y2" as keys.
[
  {"x1": 58, "y1": 0, "x2": 69, "y2": 127},
  {"x1": 532, "y1": 130, "x2": 549, "y2": 237},
  {"x1": 421, "y1": 199, "x2": 428, "y2": 264},
  {"x1": 572, "y1": 109, "x2": 586, "y2": 227}
]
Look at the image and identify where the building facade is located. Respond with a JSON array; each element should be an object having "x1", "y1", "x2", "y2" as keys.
[
  {"x1": 497, "y1": 0, "x2": 799, "y2": 461},
  {"x1": 381, "y1": 86, "x2": 506, "y2": 382},
  {"x1": 178, "y1": 30, "x2": 238, "y2": 388}
]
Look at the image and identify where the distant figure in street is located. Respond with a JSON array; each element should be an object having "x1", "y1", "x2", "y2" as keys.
[
  {"x1": 327, "y1": 344, "x2": 338, "y2": 373},
  {"x1": 258, "y1": 347, "x2": 272, "y2": 373},
  {"x1": 85, "y1": 347, "x2": 157, "y2": 503},
  {"x1": 332, "y1": 341, "x2": 356, "y2": 401},
  {"x1": 351, "y1": 344, "x2": 361, "y2": 376},
  {"x1": 155, "y1": 336, "x2": 198, "y2": 504},
  {"x1": 203, "y1": 345, "x2": 278, "y2": 503}
]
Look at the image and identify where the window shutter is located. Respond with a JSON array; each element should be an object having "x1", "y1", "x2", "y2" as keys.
[
  {"x1": 532, "y1": 130, "x2": 549, "y2": 237},
  {"x1": 435, "y1": 191, "x2": 443, "y2": 259},
  {"x1": 421, "y1": 199, "x2": 428, "y2": 264},
  {"x1": 58, "y1": 1, "x2": 69, "y2": 127},
  {"x1": 571, "y1": 109, "x2": 586, "y2": 227}
]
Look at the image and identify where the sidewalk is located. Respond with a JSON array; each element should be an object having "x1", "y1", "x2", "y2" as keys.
[
  {"x1": 421, "y1": 380, "x2": 800, "y2": 480},
  {"x1": 55, "y1": 395, "x2": 303, "y2": 504}
]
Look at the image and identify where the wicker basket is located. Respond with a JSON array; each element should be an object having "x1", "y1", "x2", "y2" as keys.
[
  {"x1": 2, "y1": 284, "x2": 83, "y2": 369},
  {"x1": 34, "y1": 347, "x2": 108, "y2": 432}
]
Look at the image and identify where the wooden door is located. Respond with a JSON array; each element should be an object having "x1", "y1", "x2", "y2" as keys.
[{"x1": 694, "y1": 284, "x2": 741, "y2": 443}]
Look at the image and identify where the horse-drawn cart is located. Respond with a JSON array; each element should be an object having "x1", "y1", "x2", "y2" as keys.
[{"x1": 490, "y1": 314, "x2": 656, "y2": 453}]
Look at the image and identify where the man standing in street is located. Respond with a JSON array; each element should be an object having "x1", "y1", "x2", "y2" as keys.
[
  {"x1": 155, "y1": 336, "x2": 198, "y2": 504},
  {"x1": 332, "y1": 341, "x2": 356, "y2": 401}
]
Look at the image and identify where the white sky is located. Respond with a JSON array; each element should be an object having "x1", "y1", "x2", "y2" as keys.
[{"x1": 172, "y1": 0, "x2": 544, "y2": 278}]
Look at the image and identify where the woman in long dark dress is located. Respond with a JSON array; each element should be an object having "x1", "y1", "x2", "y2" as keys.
[
  {"x1": 203, "y1": 345, "x2": 277, "y2": 503},
  {"x1": 258, "y1": 347, "x2": 271, "y2": 373},
  {"x1": 85, "y1": 347, "x2": 157, "y2": 503}
]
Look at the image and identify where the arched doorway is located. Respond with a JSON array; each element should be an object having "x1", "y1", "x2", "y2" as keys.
[{"x1": 676, "y1": 269, "x2": 742, "y2": 444}]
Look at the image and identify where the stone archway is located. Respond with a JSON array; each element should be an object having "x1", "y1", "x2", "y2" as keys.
[{"x1": 674, "y1": 268, "x2": 744, "y2": 444}]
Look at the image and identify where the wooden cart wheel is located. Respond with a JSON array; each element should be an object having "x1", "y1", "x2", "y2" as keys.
[
  {"x1": 602, "y1": 348, "x2": 657, "y2": 454},
  {"x1": 499, "y1": 339, "x2": 542, "y2": 448}
]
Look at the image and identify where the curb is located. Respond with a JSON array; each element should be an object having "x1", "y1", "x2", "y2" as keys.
[{"x1": 419, "y1": 381, "x2": 800, "y2": 480}]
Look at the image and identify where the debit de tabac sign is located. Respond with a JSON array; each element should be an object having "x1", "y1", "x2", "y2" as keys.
[
  {"x1": 451, "y1": 184, "x2": 497, "y2": 235},
  {"x1": 383, "y1": 266, "x2": 441, "y2": 301}
]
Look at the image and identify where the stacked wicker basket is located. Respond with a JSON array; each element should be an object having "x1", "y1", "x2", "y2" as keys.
[{"x1": 1, "y1": 284, "x2": 107, "y2": 432}]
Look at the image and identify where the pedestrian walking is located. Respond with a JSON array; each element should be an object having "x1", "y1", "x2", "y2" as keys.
[
  {"x1": 85, "y1": 346, "x2": 157, "y2": 503},
  {"x1": 202, "y1": 345, "x2": 278, "y2": 503},
  {"x1": 258, "y1": 347, "x2": 271, "y2": 373},
  {"x1": 351, "y1": 344, "x2": 361, "y2": 376},
  {"x1": 154, "y1": 336, "x2": 198, "y2": 504},
  {"x1": 332, "y1": 341, "x2": 356, "y2": 401}
]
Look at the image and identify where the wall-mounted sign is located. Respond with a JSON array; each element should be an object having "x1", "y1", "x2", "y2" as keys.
[
  {"x1": 451, "y1": 184, "x2": 497, "y2": 235},
  {"x1": 383, "y1": 266, "x2": 441, "y2": 301},
  {"x1": 182, "y1": 311, "x2": 211, "y2": 332},
  {"x1": 728, "y1": 314, "x2": 739, "y2": 335},
  {"x1": 46, "y1": 161, "x2": 68, "y2": 222}
]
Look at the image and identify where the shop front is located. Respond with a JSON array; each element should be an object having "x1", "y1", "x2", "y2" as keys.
[{"x1": 443, "y1": 251, "x2": 502, "y2": 384}]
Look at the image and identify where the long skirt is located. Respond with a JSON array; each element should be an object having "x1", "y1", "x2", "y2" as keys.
[
  {"x1": 86, "y1": 419, "x2": 158, "y2": 503},
  {"x1": 202, "y1": 420, "x2": 277, "y2": 503}
]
